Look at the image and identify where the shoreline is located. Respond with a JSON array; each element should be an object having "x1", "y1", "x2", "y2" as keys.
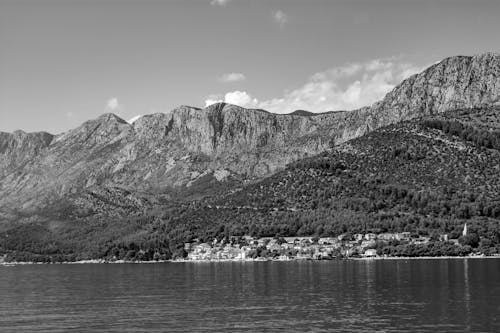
[
  {"x1": 1, "y1": 255, "x2": 499, "y2": 266},
  {"x1": 352, "y1": 255, "x2": 500, "y2": 260}
]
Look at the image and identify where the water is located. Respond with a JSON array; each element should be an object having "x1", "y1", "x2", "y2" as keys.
[{"x1": 0, "y1": 259, "x2": 499, "y2": 332}]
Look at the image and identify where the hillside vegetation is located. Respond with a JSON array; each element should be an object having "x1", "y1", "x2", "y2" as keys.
[{"x1": 1, "y1": 107, "x2": 499, "y2": 261}]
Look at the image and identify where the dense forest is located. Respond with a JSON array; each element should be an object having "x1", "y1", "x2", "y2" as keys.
[{"x1": 1, "y1": 107, "x2": 500, "y2": 262}]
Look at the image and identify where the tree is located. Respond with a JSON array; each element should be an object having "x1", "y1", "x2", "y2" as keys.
[{"x1": 459, "y1": 233, "x2": 480, "y2": 248}]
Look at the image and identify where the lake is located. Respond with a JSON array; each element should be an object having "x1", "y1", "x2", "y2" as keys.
[{"x1": 0, "y1": 259, "x2": 499, "y2": 332}]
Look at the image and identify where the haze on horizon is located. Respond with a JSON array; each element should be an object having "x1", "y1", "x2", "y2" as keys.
[{"x1": 1, "y1": 0, "x2": 499, "y2": 134}]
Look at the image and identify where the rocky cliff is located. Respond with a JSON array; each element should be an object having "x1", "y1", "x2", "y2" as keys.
[
  {"x1": 366, "y1": 52, "x2": 500, "y2": 129},
  {"x1": 0, "y1": 131, "x2": 53, "y2": 177},
  {"x1": 1, "y1": 53, "x2": 499, "y2": 215}
]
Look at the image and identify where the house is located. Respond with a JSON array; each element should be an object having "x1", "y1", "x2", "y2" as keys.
[
  {"x1": 187, "y1": 243, "x2": 213, "y2": 260},
  {"x1": 280, "y1": 243, "x2": 295, "y2": 250},
  {"x1": 400, "y1": 232, "x2": 411, "y2": 241},
  {"x1": 192, "y1": 243, "x2": 212, "y2": 254},
  {"x1": 257, "y1": 238, "x2": 272, "y2": 246},
  {"x1": 364, "y1": 233, "x2": 377, "y2": 241},
  {"x1": 378, "y1": 233, "x2": 397, "y2": 241},
  {"x1": 267, "y1": 243, "x2": 283, "y2": 252},
  {"x1": 318, "y1": 237, "x2": 337, "y2": 245},
  {"x1": 220, "y1": 244, "x2": 240, "y2": 259},
  {"x1": 361, "y1": 240, "x2": 376, "y2": 249},
  {"x1": 242, "y1": 235, "x2": 254, "y2": 243},
  {"x1": 363, "y1": 249, "x2": 377, "y2": 257}
]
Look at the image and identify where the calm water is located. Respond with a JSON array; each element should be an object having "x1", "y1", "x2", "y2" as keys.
[{"x1": 0, "y1": 259, "x2": 499, "y2": 332}]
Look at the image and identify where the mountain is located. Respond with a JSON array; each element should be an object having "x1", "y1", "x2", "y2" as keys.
[
  {"x1": 0, "y1": 104, "x2": 367, "y2": 214},
  {"x1": 367, "y1": 52, "x2": 500, "y2": 128},
  {"x1": 2, "y1": 106, "x2": 499, "y2": 261},
  {"x1": 164, "y1": 106, "x2": 500, "y2": 241},
  {"x1": 288, "y1": 110, "x2": 316, "y2": 116},
  {"x1": 0, "y1": 130, "x2": 53, "y2": 177},
  {"x1": 0, "y1": 53, "x2": 500, "y2": 261},
  {"x1": 2, "y1": 53, "x2": 499, "y2": 217}
]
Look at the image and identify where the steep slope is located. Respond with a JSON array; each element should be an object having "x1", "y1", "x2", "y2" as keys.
[
  {"x1": 0, "y1": 114, "x2": 133, "y2": 213},
  {"x1": 164, "y1": 106, "x2": 500, "y2": 240},
  {"x1": 0, "y1": 53, "x2": 499, "y2": 216},
  {"x1": 2, "y1": 106, "x2": 499, "y2": 261},
  {"x1": 366, "y1": 52, "x2": 500, "y2": 129},
  {"x1": 0, "y1": 130, "x2": 53, "y2": 178},
  {"x1": 0, "y1": 104, "x2": 369, "y2": 212}
]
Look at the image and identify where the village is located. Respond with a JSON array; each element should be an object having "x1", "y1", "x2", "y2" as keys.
[{"x1": 183, "y1": 231, "x2": 455, "y2": 261}]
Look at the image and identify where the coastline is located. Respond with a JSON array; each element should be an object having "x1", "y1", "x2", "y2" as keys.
[
  {"x1": 2, "y1": 254, "x2": 500, "y2": 266},
  {"x1": 352, "y1": 255, "x2": 500, "y2": 260}
]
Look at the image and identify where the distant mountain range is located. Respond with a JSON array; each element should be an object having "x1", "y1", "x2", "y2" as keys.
[{"x1": 1, "y1": 52, "x2": 499, "y2": 261}]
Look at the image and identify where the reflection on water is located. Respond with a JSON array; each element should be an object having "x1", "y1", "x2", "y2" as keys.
[{"x1": 0, "y1": 259, "x2": 499, "y2": 332}]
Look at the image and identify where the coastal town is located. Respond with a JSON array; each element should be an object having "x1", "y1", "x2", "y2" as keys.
[{"x1": 183, "y1": 231, "x2": 463, "y2": 261}]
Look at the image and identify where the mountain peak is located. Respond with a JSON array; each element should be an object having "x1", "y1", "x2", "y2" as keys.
[
  {"x1": 472, "y1": 51, "x2": 499, "y2": 59},
  {"x1": 289, "y1": 110, "x2": 315, "y2": 116},
  {"x1": 1, "y1": 52, "x2": 500, "y2": 218},
  {"x1": 370, "y1": 51, "x2": 500, "y2": 127},
  {"x1": 96, "y1": 112, "x2": 128, "y2": 124},
  {"x1": 12, "y1": 129, "x2": 26, "y2": 136},
  {"x1": 173, "y1": 105, "x2": 202, "y2": 112},
  {"x1": 205, "y1": 102, "x2": 229, "y2": 109}
]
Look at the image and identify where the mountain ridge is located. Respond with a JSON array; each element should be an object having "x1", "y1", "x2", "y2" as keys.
[
  {"x1": 2, "y1": 105, "x2": 498, "y2": 261},
  {"x1": 1, "y1": 52, "x2": 500, "y2": 216},
  {"x1": 4, "y1": 52, "x2": 499, "y2": 136}
]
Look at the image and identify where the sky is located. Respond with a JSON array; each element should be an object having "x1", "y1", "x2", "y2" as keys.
[{"x1": 1, "y1": 0, "x2": 499, "y2": 134}]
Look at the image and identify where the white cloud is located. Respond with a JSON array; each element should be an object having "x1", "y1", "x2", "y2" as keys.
[
  {"x1": 218, "y1": 72, "x2": 246, "y2": 83},
  {"x1": 204, "y1": 58, "x2": 426, "y2": 113},
  {"x1": 210, "y1": 0, "x2": 231, "y2": 6},
  {"x1": 127, "y1": 115, "x2": 142, "y2": 124},
  {"x1": 274, "y1": 10, "x2": 288, "y2": 28},
  {"x1": 205, "y1": 91, "x2": 258, "y2": 108},
  {"x1": 106, "y1": 97, "x2": 120, "y2": 111},
  {"x1": 224, "y1": 91, "x2": 258, "y2": 108}
]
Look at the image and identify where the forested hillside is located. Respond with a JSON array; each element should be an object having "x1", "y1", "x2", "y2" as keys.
[
  {"x1": 1, "y1": 107, "x2": 499, "y2": 262},
  {"x1": 163, "y1": 107, "x2": 500, "y2": 243}
]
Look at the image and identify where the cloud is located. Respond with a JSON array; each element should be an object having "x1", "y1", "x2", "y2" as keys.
[
  {"x1": 274, "y1": 10, "x2": 288, "y2": 28},
  {"x1": 210, "y1": 0, "x2": 231, "y2": 6},
  {"x1": 257, "y1": 59, "x2": 424, "y2": 113},
  {"x1": 224, "y1": 91, "x2": 258, "y2": 107},
  {"x1": 258, "y1": 58, "x2": 424, "y2": 113},
  {"x1": 205, "y1": 91, "x2": 258, "y2": 108},
  {"x1": 127, "y1": 115, "x2": 142, "y2": 124},
  {"x1": 218, "y1": 72, "x2": 246, "y2": 83},
  {"x1": 106, "y1": 97, "x2": 120, "y2": 111},
  {"x1": 205, "y1": 58, "x2": 426, "y2": 113}
]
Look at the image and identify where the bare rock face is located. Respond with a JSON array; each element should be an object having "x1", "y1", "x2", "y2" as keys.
[
  {"x1": 0, "y1": 52, "x2": 499, "y2": 214},
  {"x1": 366, "y1": 52, "x2": 500, "y2": 130},
  {"x1": 0, "y1": 130, "x2": 53, "y2": 177}
]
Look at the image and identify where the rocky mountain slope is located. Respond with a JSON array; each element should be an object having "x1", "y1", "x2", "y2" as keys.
[
  {"x1": 171, "y1": 106, "x2": 500, "y2": 243},
  {"x1": 367, "y1": 52, "x2": 500, "y2": 128},
  {"x1": 2, "y1": 106, "x2": 499, "y2": 261},
  {"x1": 1, "y1": 53, "x2": 499, "y2": 218}
]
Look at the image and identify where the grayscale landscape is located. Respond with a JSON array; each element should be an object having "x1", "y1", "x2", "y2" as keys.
[{"x1": 0, "y1": 0, "x2": 499, "y2": 332}]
